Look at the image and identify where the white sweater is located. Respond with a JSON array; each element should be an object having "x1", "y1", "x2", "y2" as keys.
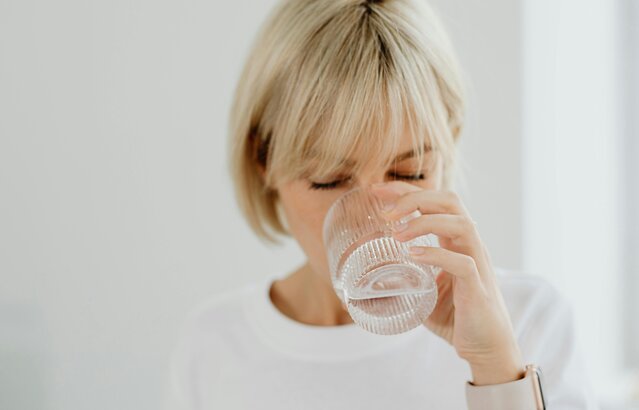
[{"x1": 164, "y1": 267, "x2": 599, "y2": 409}]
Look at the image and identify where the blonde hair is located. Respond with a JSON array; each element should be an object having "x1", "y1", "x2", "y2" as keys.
[{"x1": 228, "y1": 0, "x2": 467, "y2": 244}]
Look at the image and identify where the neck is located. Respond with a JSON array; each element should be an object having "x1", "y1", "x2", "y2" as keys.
[{"x1": 269, "y1": 262, "x2": 354, "y2": 327}]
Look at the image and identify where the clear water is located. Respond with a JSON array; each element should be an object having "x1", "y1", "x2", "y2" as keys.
[
  {"x1": 334, "y1": 236, "x2": 439, "y2": 335},
  {"x1": 348, "y1": 292, "x2": 437, "y2": 335}
]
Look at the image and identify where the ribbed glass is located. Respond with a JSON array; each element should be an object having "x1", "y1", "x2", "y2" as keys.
[{"x1": 322, "y1": 186, "x2": 440, "y2": 335}]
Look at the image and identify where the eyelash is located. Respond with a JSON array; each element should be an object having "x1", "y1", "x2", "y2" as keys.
[{"x1": 309, "y1": 173, "x2": 426, "y2": 190}]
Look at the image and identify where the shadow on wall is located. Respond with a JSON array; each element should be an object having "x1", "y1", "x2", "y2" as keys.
[{"x1": 0, "y1": 303, "x2": 48, "y2": 410}]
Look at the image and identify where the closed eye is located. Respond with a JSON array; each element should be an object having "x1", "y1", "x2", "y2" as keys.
[{"x1": 308, "y1": 173, "x2": 426, "y2": 190}]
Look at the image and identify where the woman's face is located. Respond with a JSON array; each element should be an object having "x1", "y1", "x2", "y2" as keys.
[{"x1": 274, "y1": 136, "x2": 444, "y2": 286}]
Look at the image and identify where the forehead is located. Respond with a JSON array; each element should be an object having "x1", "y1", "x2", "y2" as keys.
[
  {"x1": 349, "y1": 132, "x2": 429, "y2": 163},
  {"x1": 276, "y1": 108, "x2": 438, "y2": 184},
  {"x1": 304, "y1": 137, "x2": 432, "y2": 178},
  {"x1": 331, "y1": 139, "x2": 432, "y2": 173}
]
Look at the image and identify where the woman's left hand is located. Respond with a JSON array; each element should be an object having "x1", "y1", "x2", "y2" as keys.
[{"x1": 371, "y1": 181, "x2": 525, "y2": 386}]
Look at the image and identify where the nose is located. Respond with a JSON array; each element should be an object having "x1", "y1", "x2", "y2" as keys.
[{"x1": 352, "y1": 170, "x2": 387, "y2": 190}]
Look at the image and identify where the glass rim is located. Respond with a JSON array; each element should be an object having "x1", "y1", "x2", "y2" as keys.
[{"x1": 321, "y1": 185, "x2": 381, "y2": 246}]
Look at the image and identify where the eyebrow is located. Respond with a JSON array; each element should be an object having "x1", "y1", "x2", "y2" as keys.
[
  {"x1": 337, "y1": 144, "x2": 433, "y2": 166},
  {"x1": 392, "y1": 144, "x2": 432, "y2": 162}
]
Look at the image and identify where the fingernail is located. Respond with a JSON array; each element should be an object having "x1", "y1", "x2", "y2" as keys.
[
  {"x1": 393, "y1": 220, "x2": 409, "y2": 232},
  {"x1": 409, "y1": 246, "x2": 425, "y2": 255}
]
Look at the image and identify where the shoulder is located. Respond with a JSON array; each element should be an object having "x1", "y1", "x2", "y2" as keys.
[
  {"x1": 491, "y1": 271, "x2": 597, "y2": 406},
  {"x1": 493, "y1": 266, "x2": 574, "y2": 338},
  {"x1": 493, "y1": 266, "x2": 569, "y2": 313},
  {"x1": 168, "y1": 278, "x2": 270, "y2": 368},
  {"x1": 166, "y1": 279, "x2": 266, "y2": 398},
  {"x1": 175, "y1": 280, "x2": 260, "y2": 342},
  {"x1": 493, "y1": 267, "x2": 584, "y2": 364},
  {"x1": 165, "y1": 282, "x2": 260, "y2": 410}
]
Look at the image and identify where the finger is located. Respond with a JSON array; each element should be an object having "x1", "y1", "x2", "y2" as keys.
[
  {"x1": 369, "y1": 181, "x2": 420, "y2": 205},
  {"x1": 373, "y1": 184, "x2": 467, "y2": 219},
  {"x1": 408, "y1": 245, "x2": 482, "y2": 287},
  {"x1": 392, "y1": 213, "x2": 479, "y2": 244}
]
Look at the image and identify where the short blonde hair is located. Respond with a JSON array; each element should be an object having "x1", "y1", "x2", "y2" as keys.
[{"x1": 228, "y1": 0, "x2": 467, "y2": 244}]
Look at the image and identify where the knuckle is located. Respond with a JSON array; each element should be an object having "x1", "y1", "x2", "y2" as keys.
[
  {"x1": 461, "y1": 216, "x2": 476, "y2": 232},
  {"x1": 404, "y1": 191, "x2": 421, "y2": 212},
  {"x1": 443, "y1": 189, "x2": 460, "y2": 203},
  {"x1": 462, "y1": 255, "x2": 478, "y2": 272}
]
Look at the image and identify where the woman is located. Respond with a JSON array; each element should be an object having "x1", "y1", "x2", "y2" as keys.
[{"x1": 166, "y1": 0, "x2": 597, "y2": 408}]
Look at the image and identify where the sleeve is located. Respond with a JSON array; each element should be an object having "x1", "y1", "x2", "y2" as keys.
[
  {"x1": 465, "y1": 280, "x2": 600, "y2": 410},
  {"x1": 465, "y1": 371, "x2": 540, "y2": 410}
]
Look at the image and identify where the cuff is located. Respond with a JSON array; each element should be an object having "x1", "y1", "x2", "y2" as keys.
[{"x1": 465, "y1": 371, "x2": 538, "y2": 410}]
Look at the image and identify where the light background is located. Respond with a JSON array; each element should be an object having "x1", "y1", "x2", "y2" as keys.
[{"x1": 0, "y1": 0, "x2": 635, "y2": 409}]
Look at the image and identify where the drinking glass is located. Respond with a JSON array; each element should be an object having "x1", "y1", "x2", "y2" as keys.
[{"x1": 322, "y1": 185, "x2": 441, "y2": 335}]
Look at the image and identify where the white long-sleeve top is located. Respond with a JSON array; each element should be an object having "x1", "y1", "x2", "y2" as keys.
[{"x1": 164, "y1": 267, "x2": 599, "y2": 409}]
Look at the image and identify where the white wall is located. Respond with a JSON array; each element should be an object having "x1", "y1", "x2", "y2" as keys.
[
  {"x1": 0, "y1": 1, "x2": 524, "y2": 408},
  {"x1": 620, "y1": 0, "x2": 639, "y2": 372},
  {"x1": 430, "y1": 0, "x2": 523, "y2": 271},
  {"x1": 522, "y1": 0, "x2": 637, "y2": 407}
]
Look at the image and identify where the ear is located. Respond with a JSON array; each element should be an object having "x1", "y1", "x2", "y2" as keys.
[
  {"x1": 257, "y1": 161, "x2": 267, "y2": 181},
  {"x1": 250, "y1": 130, "x2": 270, "y2": 184},
  {"x1": 251, "y1": 132, "x2": 281, "y2": 198}
]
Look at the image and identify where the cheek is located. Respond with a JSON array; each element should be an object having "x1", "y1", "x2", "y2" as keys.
[
  {"x1": 279, "y1": 190, "x2": 330, "y2": 248},
  {"x1": 284, "y1": 201, "x2": 325, "y2": 241},
  {"x1": 278, "y1": 188, "x2": 339, "y2": 274}
]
